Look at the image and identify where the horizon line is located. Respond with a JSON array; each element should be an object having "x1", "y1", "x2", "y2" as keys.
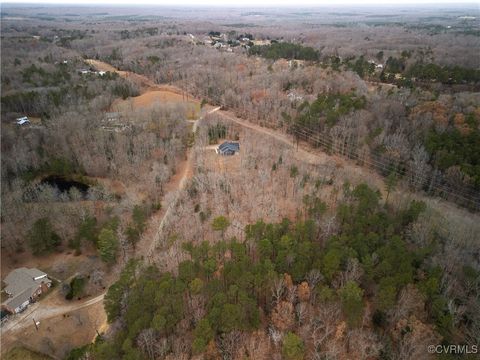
[{"x1": 2, "y1": 1, "x2": 479, "y2": 7}]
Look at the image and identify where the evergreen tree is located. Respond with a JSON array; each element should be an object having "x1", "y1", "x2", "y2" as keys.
[
  {"x1": 339, "y1": 281, "x2": 364, "y2": 327},
  {"x1": 192, "y1": 318, "x2": 214, "y2": 354},
  {"x1": 385, "y1": 172, "x2": 397, "y2": 205},
  {"x1": 28, "y1": 217, "x2": 61, "y2": 255},
  {"x1": 282, "y1": 332, "x2": 305, "y2": 360},
  {"x1": 98, "y1": 228, "x2": 118, "y2": 264},
  {"x1": 212, "y1": 216, "x2": 230, "y2": 239}
]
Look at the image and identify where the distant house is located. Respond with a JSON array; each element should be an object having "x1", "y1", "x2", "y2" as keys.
[
  {"x1": 105, "y1": 112, "x2": 120, "y2": 122},
  {"x1": 15, "y1": 116, "x2": 30, "y2": 126},
  {"x1": 252, "y1": 39, "x2": 271, "y2": 46},
  {"x1": 102, "y1": 112, "x2": 130, "y2": 132},
  {"x1": 79, "y1": 68, "x2": 105, "y2": 75},
  {"x1": 216, "y1": 141, "x2": 240, "y2": 156},
  {"x1": 1, "y1": 268, "x2": 52, "y2": 314},
  {"x1": 287, "y1": 91, "x2": 303, "y2": 102},
  {"x1": 288, "y1": 59, "x2": 305, "y2": 68}
]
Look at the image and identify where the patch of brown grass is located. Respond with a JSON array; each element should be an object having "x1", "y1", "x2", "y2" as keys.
[{"x1": 4, "y1": 347, "x2": 52, "y2": 360}]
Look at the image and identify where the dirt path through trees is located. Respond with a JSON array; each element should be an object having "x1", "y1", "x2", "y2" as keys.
[
  {"x1": 86, "y1": 59, "x2": 192, "y2": 98},
  {"x1": 215, "y1": 109, "x2": 387, "y2": 194},
  {"x1": 64, "y1": 59, "x2": 211, "y2": 264},
  {"x1": 2, "y1": 58, "x2": 470, "y2": 358},
  {"x1": 86, "y1": 59, "x2": 387, "y2": 243},
  {"x1": 138, "y1": 106, "x2": 221, "y2": 261},
  {"x1": 1, "y1": 61, "x2": 206, "y2": 356}
]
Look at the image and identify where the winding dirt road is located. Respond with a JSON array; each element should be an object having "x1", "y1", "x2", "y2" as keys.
[
  {"x1": 86, "y1": 59, "x2": 187, "y2": 96},
  {"x1": 216, "y1": 110, "x2": 330, "y2": 166},
  {"x1": 143, "y1": 106, "x2": 221, "y2": 260},
  {"x1": 3, "y1": 58, "x2": 465, "y2": 358},
  {"x1": 1, "y1": 60, "x2": 384, "y2": 355},
  {"x1": 1, "y1": 61, "x2": 207, "y2": 355}
]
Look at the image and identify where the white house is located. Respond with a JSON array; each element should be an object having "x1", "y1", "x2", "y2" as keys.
[
  {"x1": 15, "y1": 116, "x2": 30, "y2": 126},
  {"x1": 287, "y1": 91, "x2": 303, "y2": 102}
]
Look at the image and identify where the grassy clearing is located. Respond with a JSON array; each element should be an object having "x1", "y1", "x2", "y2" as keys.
[
  {"x1": 4, "y1": 347, "x2": 53, "y2": 360},
  {"x1": 112, "y1": 90, "x2": 200, "y2": 118}
]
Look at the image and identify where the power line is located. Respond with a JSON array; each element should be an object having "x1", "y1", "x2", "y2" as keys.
[
  {"x1": 290, "y1": 125, "x2": 480, "y2": 209},
  {"x1": 210, "y1": 109, "x2": 480, "y2": 212},
  {"x1": 289, "y1": 123, "x2": 480, "y2": 202},
  {"x1": 153, "y1": 64, "x2": 479, "y2": 210}
]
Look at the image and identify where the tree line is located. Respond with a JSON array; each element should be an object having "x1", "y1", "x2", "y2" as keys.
[{"x1": 249, "y1": 42, "x2": 320, "y2": 61}]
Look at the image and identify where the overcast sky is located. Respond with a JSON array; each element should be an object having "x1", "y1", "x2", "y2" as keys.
[{"x1": 3, "y1": 0, "x2": 479, "y2": 6}]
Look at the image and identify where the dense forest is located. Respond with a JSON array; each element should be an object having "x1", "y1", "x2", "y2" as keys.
[{"x1": 68, "y1": 183, "x2": 479, "y2": 359}]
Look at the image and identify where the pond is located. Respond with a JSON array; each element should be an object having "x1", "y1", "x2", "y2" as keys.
[{"x1": 41, "y1": 175, "x2": 90, "y2": 196}]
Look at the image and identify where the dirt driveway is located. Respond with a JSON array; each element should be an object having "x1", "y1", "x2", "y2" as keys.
[
  {"x1": 1, "y1": 289, "x2": 105, "y2": 358},
  {"x1": 1, "y1": 61, "x2": 208, "y2": 358},
  {"x1": 86, "y1": 59, "x2": 195, "y2": 98},
  {"x1": 215, "y1": 109, "x2": 385, "y2": 190},
  {"x1": 138, "y1": 106, "x2": 221, "y2": 261}
]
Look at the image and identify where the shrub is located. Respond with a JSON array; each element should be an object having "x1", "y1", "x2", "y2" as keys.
[
  {"x1": 282, "y1": 332, "x2": 305, "y2": 360},
  {"x1": 66, "y1": 276, "x2": 86, "y2": 300}
]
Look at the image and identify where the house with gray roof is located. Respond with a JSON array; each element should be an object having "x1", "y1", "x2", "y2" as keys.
[
  {"x1": 2, "y1": 268, "x2": 52, "y2": 314},
  {"x1": 216, "y1": 141, "x2": 240, "y2": 156}
]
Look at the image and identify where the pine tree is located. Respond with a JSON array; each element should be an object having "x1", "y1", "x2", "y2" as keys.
[
  {"x1": 212, "y1": 216, "x2": 230, "y2": 240},
  {"x1": 98, "y1": 228, "x2": 118, "y2": 264},
  {"x1": 28, "y1": 217, "x2": 61, "y2": 255}
]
